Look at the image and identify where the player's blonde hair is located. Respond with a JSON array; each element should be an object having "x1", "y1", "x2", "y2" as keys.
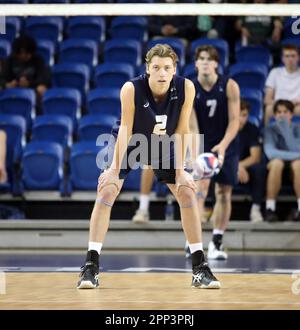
[{"x1": 145, "y1": 44, "x2": 178, "y2": 68}]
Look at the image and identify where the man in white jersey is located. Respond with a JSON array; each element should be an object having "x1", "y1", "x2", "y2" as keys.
[{"x1": 264, "y1": 44, "x2": 300, "y2": 125}]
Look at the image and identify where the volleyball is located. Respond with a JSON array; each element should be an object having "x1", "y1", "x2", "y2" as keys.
[{"x1": 193, "y1": 152, "x2": 220, "y2": 179}]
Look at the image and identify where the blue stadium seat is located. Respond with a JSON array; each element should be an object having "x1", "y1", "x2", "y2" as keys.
[
  {"x1": 147, "y1": 37, "x2": 186, "y2": 67},
  {"x1": 94, "y1": 63, "x2": 135, "y2": 88},
  {"x1": 69, "y1": 141, "x2": 102, "y2": 191},
  {"x1": 229, "y1": 63, "x2": 268, "y2": 90},
  {"x1": 0, "y1": 17, "x2": 21, "y2": 42},
  {"x1": 236, "y1": 46, "x2": 273, "y2": 68},
  {"x1": 87, "y1": 87, "x2": 121, "y2": 117},
  {"x1": 25, "y1": 17, "x2": 64, "y2": 43},
  {"x1": 240, "y1": 88, "x2": 263, "y2": 121},
  {"x1": 0, "y1": 40, "x2": 11, "y2": 59},
  {"x1": 59, "y1": 38, "x2": 98, "y2": 70},
  {"x1": 123, "y1": 167, "x2": 142, "y2": 191},
  {"x1": 36, "y1": 39, "x2": 55, "y2": 66},
  {"x1": 110, "y1": 16, "x2": 148, "y2": 42},
  {"x1": 136, "y1": 64, "x2": 146, "y2": 76},
  {"x1": 248, "y1": 114, "x2": 260, "y2": 128},
  {"x1": 182, "y1": 62, "x2": 223, "y2": 82},
  {"x1": 281, "y1": 37, "x2": 300, "y2": 48},
  {"x1": 51, "y1": 63, "x2": 90, "y2": 101},
  {"x1": 0, "y1": 114, "x2": 26, "y2": 193},
  {"x1": 190, "y1": 38, "x2": 229, "y2": 68},
  {"x1": 104, "y1": 39, "x2": 142, "y2": 66},
  {"x1": 22, "y1": 141, "x2": 64, "y2": 191},
  {"x1": 31, "y1": 114, "x2": 73, "y2": 148},
  {"x1": 0, "y1": 88, "x2": 35, "y2": 129},
  {"x1": 292, "y1": 115, "x2": 300, "y2": 124},
  {"x1": 42, "y1": 87, "x2": 81, "y2": 128},
  {"x1": 67, "y1": 16, "x2": 105, "y2": 42},
  {"x1": 78, "y1": 114, "x2": 117, "y2": 141},
  {"x1": 182, "y1": 63, "x2": 197, "y2": 82}
]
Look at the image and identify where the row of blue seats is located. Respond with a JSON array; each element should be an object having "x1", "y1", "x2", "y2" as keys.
[
  {"x1": 1, "y1": 14, "x2": 299, "y2": 68},
  {"x1": 1, "y1": 141, "x2": 145, "y2": 194},
  {"x1": 0, "y1": 136, "x2": 143, "y2": 194},
  {"x1": 3, "y1": 113, "x2": 300, "y2": 196},
  {"x1": 0, "y1": 80, "x2": 265, "y2": 127},
  {"x1": 0, "y1": 38, "x2": 275, "y2": 87},
  {"x1": 0, "y1": 16, "x2": 149, "y2": 45},
  {"x1": 0, "y1": 113, "x2": 118, "y2": 147},
  {"x1": 1, "y1": 35, "x2": 230, "y2": 68},
  {"x1": 0, "y1": 87, "x2": 121, "y2": 128}
]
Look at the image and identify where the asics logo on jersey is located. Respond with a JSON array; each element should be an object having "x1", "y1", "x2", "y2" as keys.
[
  {"x1": 143, "y1": 102, "x2": 149, "y2": 108},
  {"x1": 170, "y1": 96, "x2": 178, "y2": 100}
]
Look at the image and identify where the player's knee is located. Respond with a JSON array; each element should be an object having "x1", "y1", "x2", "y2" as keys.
[
  {"x1": 291, "y1": 160, "x2": 300, "y2": 172},
  {"x1": 197, "y1": 180, "x2": 209, "y2": 193},
  {"x1": 215, "y1": 187, "x2": 231, "y2": 204},
  {"x1": 269, "y1": 159, "x2": 284, "y2": 171},
  {"x1": 196, "y1": 190, "x2": 207, "y2": 200},
  {"x1": 96, "y1": 184, "x2": 119, "y2": 207},
  {"x1": 176, "y1": 186, "x2": 196, "y2": 208}
]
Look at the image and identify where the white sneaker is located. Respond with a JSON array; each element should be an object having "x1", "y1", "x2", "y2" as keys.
[
  {"x1": 132, "y1": 209, "x2": 149, "y2": 223},
  {"x1": 250, "y1": 207, "x2": 264, "y2": 223},
  {"x1": 207, "y1": 241, "x2": 228, "y2": 260}
]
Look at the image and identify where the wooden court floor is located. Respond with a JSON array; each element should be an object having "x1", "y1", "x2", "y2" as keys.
[{"x1": 0, "y1": 273, "x2": 300, "y2": 310}]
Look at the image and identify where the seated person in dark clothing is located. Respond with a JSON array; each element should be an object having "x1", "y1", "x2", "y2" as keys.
[
  {"x1": 235, "y1": 0, "x2": 283, "y2": 47},
  {"x1": 2, "y1": 35, "x2": 51, "y2": 101},
  {"x1": 238, "y1": 100, "x2": 265, "y2": 222},
  {"x1": 149, "y1": 0, "x2": 197, "y2": 43}
]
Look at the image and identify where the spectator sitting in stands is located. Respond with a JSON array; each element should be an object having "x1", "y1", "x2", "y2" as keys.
[
  {"x1": 235, "y1": 0, "x2": 283, "y2": 47},
  {"x1": 2, "y1": 35, "x2": 51, "y2": 106},
  {"x1": 149, "y1": 0, "x2": 197, "y2": 44},
  {"x1": 238, "y1": 100, "x2": 265, "y2": 223},
  {"x1": 0, "y1": 130, "x2": 7, "y2": 184},
  {"x1": 264, "y1": 100, "x2": 300, "y2": 222},
  {"x1": 195, "y1": 0, "x2": 227, "y2": 39},
  {"x1": 264, "y1": 44, "x2": 300, "y2": 125}
]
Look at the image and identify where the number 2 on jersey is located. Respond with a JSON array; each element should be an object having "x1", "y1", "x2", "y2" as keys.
[
  {"x1": 153, "y1": 115, "x2": 167, "y2": 135},
  {"x1": 207, "y1": 99, "x2": 217, "y2": 118}
]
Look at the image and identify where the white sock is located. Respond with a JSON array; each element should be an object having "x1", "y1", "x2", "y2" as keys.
[
  {"x1": 266, "y1": 199, "x2": 276, "y2": 211},
  {"x1": 298, "y1": 199, "x2": 300, "y2": 212},
  {"x1": 251, "y1": 204, "x2": 260, "y2": 211},
  {"x1": 189, "y1": 242, "x2": 203, "y2": 254},
  {"x1": 213, "y1": 229, "x2": 224, "y2": 235},
  {"x1": 88, "y1": 241, "x2": 102, "y2": 254},
  {"x1": 139, "y1": 194, "x2": 150, "y2": 211}
]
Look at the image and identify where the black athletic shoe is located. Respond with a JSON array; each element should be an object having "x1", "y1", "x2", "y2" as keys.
[
  {"x1": 265, "y1": 209, "x2": 279, "y2": 222},
  {"x1": 192, "y1": 262, "x2": 221, "y2": 289},
  {"x1": 77, "y1": 261, "x2": 99, "y2": 289}
]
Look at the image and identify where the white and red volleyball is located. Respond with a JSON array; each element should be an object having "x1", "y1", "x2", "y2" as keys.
[{"x1": 193, "y1": 152, "x2": 220, "y2": 179}]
